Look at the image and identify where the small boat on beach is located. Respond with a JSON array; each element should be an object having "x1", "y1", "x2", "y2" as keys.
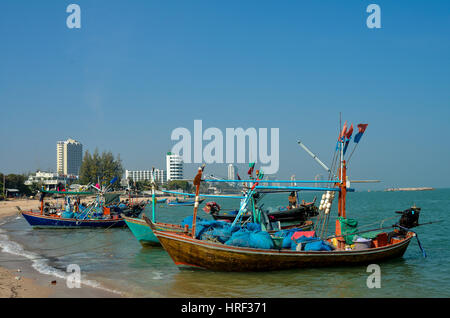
[{"x1": 21, "y1": 190, "x2": 127, "y2": 228}]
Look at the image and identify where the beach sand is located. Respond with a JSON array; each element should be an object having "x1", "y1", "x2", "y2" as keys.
[{"x1": 0, "y1": 198, "x2": 124, "y2": 298}]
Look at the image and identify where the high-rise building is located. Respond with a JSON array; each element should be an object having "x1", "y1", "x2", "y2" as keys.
[
  {"x1": 125, "y1": 169, "x2": 166, "y2": 184},
  {"x1": 56, "y1": 138, "x2": 83, "y2": 176},
  {"x1": 290, "y1": 174, "x2": 297, "y2": 187},
  {"x1": 166, "y1": 152, "x2": 183, "y2": 181},
  {"x1": 228, "y1": 164, "x2": 236, "y2": 180}
]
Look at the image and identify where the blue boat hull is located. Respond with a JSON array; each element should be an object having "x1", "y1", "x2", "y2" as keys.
[
  {"x1": 124, "y1": 217, "x2": 160, "y2": 246},
  {"x1": 22, "y1": 211, "x2": 126, "y2": 228}
]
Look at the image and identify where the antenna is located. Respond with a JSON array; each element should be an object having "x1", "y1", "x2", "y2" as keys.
[{"x1": 297, "y1": 140, "x2": 335, "y2": 178}]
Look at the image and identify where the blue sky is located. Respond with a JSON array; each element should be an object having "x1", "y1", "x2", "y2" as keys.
[{"x1": 0, "y1": 0, "x2": 449, "y2": 189}]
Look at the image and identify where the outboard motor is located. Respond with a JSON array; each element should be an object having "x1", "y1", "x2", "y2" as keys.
[
  {"x1": 203, "y1": 202, "x2": 221, "y2": 215},
  {"x1": 395, "y1": 205, "x2": 421, "y2": 234}
]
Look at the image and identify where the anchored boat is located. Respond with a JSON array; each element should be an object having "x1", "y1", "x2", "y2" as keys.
[
  {"x1": 21, "y1": 190, "x2": 127, "y2": 228},
  {"x1": 166, "y1": 198, "x2": 205, "y2": 206},
  {"x1": 147, "y1": 122, "x2": 430, "y2": 271},
  {"x1": 206, "y1": 198, "x2": 318, "y2": 223}
]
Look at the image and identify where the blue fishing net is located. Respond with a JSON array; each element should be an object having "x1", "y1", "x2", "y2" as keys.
[
  {"x1": 224, "y1": 229, "x2": 252, "y2": 248},
  {"x1": 61, "y1": 211, "x2": 74, "y2": 219},
  {"x1": 274, "y1": 228, "x2": 308, "y2": 249},
  {"x1": 303, "y1": 240, "x2": 334, "y2": 251},
  {"x1": 248, "y1": 231, "x2": 274, "y2": 249},
  {"x1": 290, "y1": 236, "x2": 317, "y2": 250},
  {"x1": 224, "y1": 228, "x2": 275, "y2": 249}
]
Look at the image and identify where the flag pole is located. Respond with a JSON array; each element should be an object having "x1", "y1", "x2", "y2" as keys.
[{"x1": 191, "y1": 164, "x2": 205, "y2": 238}]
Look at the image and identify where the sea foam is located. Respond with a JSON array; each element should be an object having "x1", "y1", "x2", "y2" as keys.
[{"x1": 0, "y1": 221, "x2": 121, "y2": 295}]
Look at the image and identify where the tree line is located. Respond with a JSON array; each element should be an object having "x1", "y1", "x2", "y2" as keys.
[
  {"x1": 0, "y1": 173, "x2": 32, "y2": 199},
  {"x1": 79, "y1": 149, "x2": 124, "y2": 189}
]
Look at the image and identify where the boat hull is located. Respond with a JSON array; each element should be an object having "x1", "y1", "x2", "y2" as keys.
[
  {"x1": 153, "y1": 229, "x2": 413, "y2": 271},
  {"x1": 124, "y1": 216, "x2": 184, "y2": 246},
  {"x1": 21, "y1": 211, "x2": 126, "y2": 228}
]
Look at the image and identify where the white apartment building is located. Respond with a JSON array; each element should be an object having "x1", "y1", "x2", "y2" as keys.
[
  {"x1": 125, "y1": 169, "x2": 167, "y2": 184},
  {"x1": 227, "y1": 164, "x2": 236, "y2": 180},
  {"x1": 24, "y1": 171, "x2": 78, "y2": 190},
  {"x1": 166, "y1": 152, "x2": 183, "y2": 181},
  {"x1": 57, "y1": 138, "x2": 83, "y2": 176}
]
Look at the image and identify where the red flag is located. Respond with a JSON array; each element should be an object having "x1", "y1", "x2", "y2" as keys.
[
  {"x1": 354, "y1": 124, "x2": 369, "y2": 143},
  {"x1": 357, "y1": 123, "x2": 368, "y2": 133},
  {"x1": 339, "y1": 121, "x2": 348, "y2": 140},
  {"x1": 345, "y1": 123, "x2": 354, "y2": 139}
]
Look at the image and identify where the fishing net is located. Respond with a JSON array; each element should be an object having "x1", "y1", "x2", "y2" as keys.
[
  {"x1": 303, "y1": 240, "x2": 334, "y2": 251},
  {"x1": 273, "y1": 228, "x2": 305, "y2": 249},
  {"x1": 338, "y1": 216, "x2": 359, "y2": 245},
  {"x1": 61, "y1": 211, "x2": 74, "y2": 218},
  {"x1": 224, "y1": 228, "x2": 275, "y2": 249},
  {"x1": 224, "y1": 229, "x2": 252, "y2": 248}
]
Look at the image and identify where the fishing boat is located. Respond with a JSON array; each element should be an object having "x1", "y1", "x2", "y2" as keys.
[
  {"x1": 166, "y1": 198, "x2": 205, "y2": 206},
  {"x1": 207, "y1": 200, "x2": 318, "y2": 223},
  {"x1": 126, "y1": 168, "x2": 313, "y2": 246},
  {"x1": 21, "y1": 190, "x2": 127, "y2": 228},
  {"x1": 147, "y1": 122, "x2": 430, "y2": 271},
  {"x1": 148, "y1": 224, "x2": 415, "y2": 271},
  {"x1": 124, "y1": 216, "x2": 183, "y2": 246}
]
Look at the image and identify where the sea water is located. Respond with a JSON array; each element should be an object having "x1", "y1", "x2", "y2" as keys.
[{"x1": 1, "y1": 189, "x2": 449, "y2": 297}]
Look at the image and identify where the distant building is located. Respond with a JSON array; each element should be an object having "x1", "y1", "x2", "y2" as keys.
[
  {"x1": 25, "y1": 171, "x2": 78, "y2": 190},
  {"x1": 227, "y1": 164, "x2": 236, "y2": 180},
  {"x1": 314, "y1": 174, "x2": 324, "y2": 188},
  {"x1": 166, "y1": 152, "x2": 183, "y2": 181},
  {"x1": 57, "y1": 138, "x2": 83, "y2": 176},
  {"x1": 125, "y1": 169, "x2": 166, "y2": 184},
  {"x1": 290, "y1": 174, "x2": 296, "y2": 187}
]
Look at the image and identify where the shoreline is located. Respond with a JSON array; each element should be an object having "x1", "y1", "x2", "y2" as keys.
[{"x1": 0, "y1": 198, "x2": 125, "y2": 298}]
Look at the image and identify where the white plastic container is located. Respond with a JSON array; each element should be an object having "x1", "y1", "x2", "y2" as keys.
[{"x1": 352, "y1": 236, "x2": 372, "y2": 250}]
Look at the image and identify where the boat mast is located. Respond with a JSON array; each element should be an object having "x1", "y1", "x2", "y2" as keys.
[
  {"x1": 151, "y1": 167, "x2": 156, "y2": 222},
  {"x1": 335, "y1": 120, "x2": 348, "y2": 249},
  {"x1": 191, "y1": 165, "x2": 205, "y2": 238}
]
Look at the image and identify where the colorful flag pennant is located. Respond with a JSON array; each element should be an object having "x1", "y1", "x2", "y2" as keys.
[
  {"x1": 247, "y1": 162, "x2": 255, "y2": 176},
  {"x1": 339, "y1": 121, "x2": 348, "y2": 141},
  {"x1": 354, "y1": 124, "x2": 368, "y2": 143},
  {"x1": 343, "y1": 123, "x2": 354, "y2": 154}
]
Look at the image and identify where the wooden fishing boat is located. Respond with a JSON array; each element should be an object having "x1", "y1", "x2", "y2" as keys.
[
  {"x1": 22, "y1": 210, "x2": 126, "y2": 228},
  {"x1": 149, "y1": 223, "x2": 414, "y2": 271},
  {"x1": 20, "y1": 190, "x2": 127, "y2": 228},
  {"x1": 148, "y1": 121, "x2": 427, "y2": 271},
  {"x1": 127, "y1": 215, "x2": 313, "y2": 247}
]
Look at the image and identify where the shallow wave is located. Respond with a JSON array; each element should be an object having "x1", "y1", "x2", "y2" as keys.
[{"x1": 0, "y1": 224, "x2": 121, "y2": 295}]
